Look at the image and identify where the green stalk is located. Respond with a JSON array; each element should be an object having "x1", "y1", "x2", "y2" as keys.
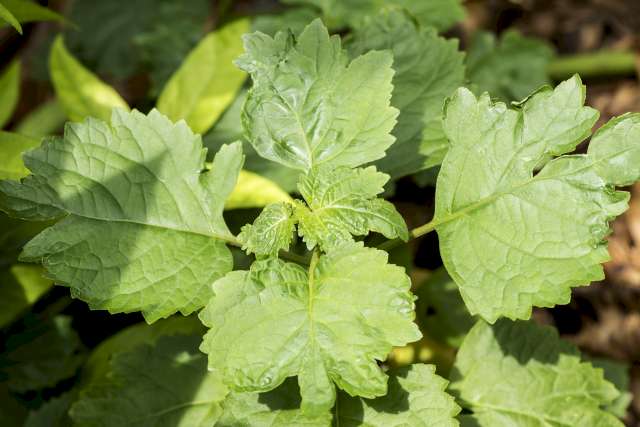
[
  {"x1": 548, "y1": 50, "x2": 637, "y2": 80},
  {"x1": 377, "y1": 219, "x2": 438, "y2": 252},
  {"x1": 227, "y1": 234, "x2": 310, "y2": 266}
]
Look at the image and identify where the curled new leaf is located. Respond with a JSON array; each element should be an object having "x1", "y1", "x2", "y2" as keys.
[
  {"x1": 237, "y1": 19, "x2": 398, "y2": 171},
  {"x1": 294, "y1": 165, "x2": 408, "y2": 251},
  {"x1": 435, "y1": 75, "x2": 640, "y2": 322},
  {"x1": 238, "y1": 202, "x2": 296, "y2": 257},
  {"x1": 0, "y1": 109, "x2": 243, "y2": 322},
  {"x1": 199, "y1": 243, "x2": 421, "y2": 414}
]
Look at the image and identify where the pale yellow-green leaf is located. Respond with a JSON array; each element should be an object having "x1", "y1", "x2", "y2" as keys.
[
  {"x1": 15, "y1": 99, "x2": 66, "y2": 138},
  {"x1": 0, "y1": 264, "x2": 52, "y2": 328},
  {"x1": 226, "y1": 169, "x2": 292, "y2": 210},
  {"x1": 0, "y1": 2, "x2": 21, "y2": 33},
  {"x1": 49, "y1": 36, "x2": 129, "y2": 122},
  {"x1": 0, "y1": 131, "x2": 40, "y2": 180},
  {"x1": 0, "y1": 60, "x2": 20, "y2": 128},
  {"x1": 157, "y1": 18, "x2": 248, "y2": 134},
  {"x1": 1, "y1": 0, "x2": 65, "y2": 26}
]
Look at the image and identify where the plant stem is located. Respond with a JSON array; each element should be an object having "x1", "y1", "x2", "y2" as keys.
[
  {"x1": 279, "y1": 249, "x2": 311, "y2": 266},
  {"x1": 377, "y1": 218, "x2": 438, "y2": 252},
  {"x1": 226, "y1": 234, "x2": 310, "y2": 266},
  {"x1": 548, "y1": 50, "x2": 637, "y2": 81}
]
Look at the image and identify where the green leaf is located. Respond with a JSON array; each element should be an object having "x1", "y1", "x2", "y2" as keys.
[
  {"x1": 434, "y1": 76, "x2": 640, "y2": 321},
  {"x1": 589, "y1": 358, "x2": 632, "y2": 418},
  {"x1": 0, "y1": 264, "x2": 52, "y2": 328},
  {"x1": 65, "y1": 0, "x2": 209, "y2": 87},
  {"x1": 451, "y1": 320, "x2": 623, "y2": 427},
  {"x1": 294, "y1": 165, "x2": 408, "y2": 251},
  {"x1": 0, "y1": 315, "x2": 84, "y2": 392},
  {"x1": 204, "y1": 90, "x2": 301, "y2": 193},
  {"x1": 415, "y1": 268, "x2": 474, "y2": 348},
  {"x1": 588, "y1": 112, "x2": 640, "y2": 186},
  {"x1": 0, "y1": 212, "x2": 50, "y2": 260},
  {"x1": 0, "y1": 384, "x2": 26, "y2": 426},
  {"x1": 0, "y1": 61, "x2": 20, "y2": 128},
  {"x1": 282, "y1": 0, "x2": 464, "y2": 32},
  {"x1": 199, "y1": 242, "x2": 421, "y2": 414},
  {"x1": 0, "y1": 0, "x2": 65, "y2": 27},
  {"x1": 217, "y1": 379, "x2": 332, "y2": 426},
  {"x1": 157, "y1": 19, "x2": 249, "y2": 134},
  {"x1": 49, "y1": 36, "x2": 129, "y2": 123},
  {"x1": 252, "y1": 7, "x2": 319, "y2": 36},
  {"x1": 225, "y1": 170, "x2": 292, "y2": 210},
  {"x1": 238, "y1": 202, "x2": 296, "y2": 256},
  {"x1": 81, "y1": 315, "x2": 204, "y2": 387},
  {"x1": 70, "y1": 335, "x2": 228, "y2": 427},
  {"x1": 467, "y1": 30, "x2": 554, "y2": 102},
  {"x1": 0, "y1": 2, "x2": 21, "y2": 33},
  {"x1": 349, "y1": 10, "x2": 465, "y2": 177},
  {"x1": 24, "y1": 391, "x2": 75, "y2": 427},
  {"x1": 335, "y1": 364, "x2": 460, "y2": 427},
  {"x1": 14, "y1": 99, "x2": 66, "y2": 138},
  {"x1": 0, "y1": 131, "x2": 40, "y2": 180},
  {"x1": 0, "y1": 109, "x2": 243, "y2": 322},
  {"x1": 132, "y1": 0, "x2": 211, "y2": 94},
  {"x1": 238, "y1": 19, "x2": 398, "y2": 171},
  {"x1": 401, "y1": 0, "x2": 465, "y2": 32},
  {"x1": 219, "y1": 364, "x2": 459, "y2": 426}
]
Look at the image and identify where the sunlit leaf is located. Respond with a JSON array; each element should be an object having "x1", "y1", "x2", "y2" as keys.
[
  {"x1": 49, "y1": 36, "x2": 129, "y2": 122},
  {"x1": 157, "y1": 19, "x2": 249, "y2": 135},
  {"x1": 0, "y1": 110, "x2": 243, "y2": 322},
  {"x1": 451, "y1": 320, "x2": 623, "y2": 427},
  {"x1": 435, "y1": 76, "x2": 640, "y2": 321},
  {"x1": 200, "y1": 243, "x2": 420, "y2": 414}
]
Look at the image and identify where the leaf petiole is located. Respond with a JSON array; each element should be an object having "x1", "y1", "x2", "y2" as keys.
[{"x1": 376, "y1": 218, "x2": 439, "y2": 252}]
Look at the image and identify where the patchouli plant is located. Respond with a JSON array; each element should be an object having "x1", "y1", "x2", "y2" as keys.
[{"x1": 0, "y1": 10, "x2": 637, "y2": 427}]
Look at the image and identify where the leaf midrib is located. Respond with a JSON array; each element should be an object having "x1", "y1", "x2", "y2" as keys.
[
  {"x1": 63, "y1": 213, "x2": 238, "y2": 245},
  {"x1": 435, "y1": 146, "x2": 634, "y2": 230}
]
